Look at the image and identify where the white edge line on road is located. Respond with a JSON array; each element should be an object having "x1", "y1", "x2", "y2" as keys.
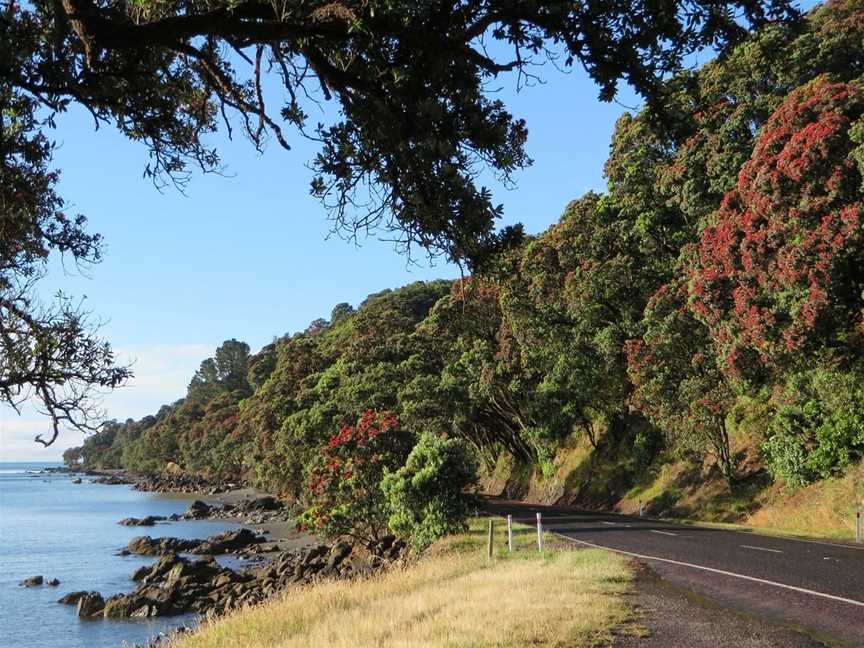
[
  {"x1": 650, "y1": 530, "x2": 678, "y2": 537},
  {"x1": 740, "y1": 544, "x2": 783, "y2": 554},
  {"x1": 602, "y1": 522, "x2": 617, "y2": 526},
  {"x1": 554, "y1": 532, "x2": 864, "y2": 609}
]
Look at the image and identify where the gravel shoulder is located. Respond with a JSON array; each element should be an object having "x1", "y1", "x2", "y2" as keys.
[{"x1": 613, "y1": 563, "x2": 838, "y2": 648}]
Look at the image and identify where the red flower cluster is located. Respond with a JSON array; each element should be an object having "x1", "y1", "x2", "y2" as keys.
[{"x1": 690, "y1": 76, "x2": 864, "y2": 373}]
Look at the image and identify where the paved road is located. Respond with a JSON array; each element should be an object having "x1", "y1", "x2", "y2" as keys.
[{"x1": 485, "y1": 499, "x2": 864, "y2": 647}]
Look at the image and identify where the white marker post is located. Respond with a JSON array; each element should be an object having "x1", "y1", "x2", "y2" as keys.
[
  {"x1": 856, "y1": 503, "x2": 861, "y2": 545},
  {"x1": 536, "y1": 512, "x2": 544, "y2": 552},
  {"x1": 639, "y1": 500, "x2": 644, "y2": 517},
  {"x1": 507, "y1": 514, "x2": 513, "y2": 552}
]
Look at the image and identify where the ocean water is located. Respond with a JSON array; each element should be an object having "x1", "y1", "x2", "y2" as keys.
[{"x1": 0, "y1": 462, "x2": 240, "y2": 648}]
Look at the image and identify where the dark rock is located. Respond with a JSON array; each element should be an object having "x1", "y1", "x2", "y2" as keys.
[
  {"x1": 119, "y1": 515, "x2": 166, "y2": 526},
  {"x1": 185, "y1": 500, "x2": 211, "y2": 519},
  {"x1": 326, "y1": 542, "x2": 353, "y2": 569},
  {"x1": 303, "y1": 545, "x2": 329, "y2": 564},
  {"x1": 76, "y1": 592, "x2": 105, "y2": 617},
  {"x1": 248, "y1": 496, "x2": 281, "y2": 511},
  {"x1": 19, "y1": 575, "x2": 43, "y2": 587},
  {"x1": 90, "y1": 538, "x2": 380, "y2": 621},
  {"x1": 191, "y1": 528, "x2": 264, "y2": 555},
  {"x1": 93, "y1": 474, "x2": 132, "y2": 485},
  {"x1": 72, "y1": 478, "x2": 83, "y2": 484},
  {"x1": 58, "y1": 591, "x2": 88, "y2": 605},
  {"x1": 127, "y1": 536, "x2": 202, "y2": 556},
  {"x1": 132, "y1": 564, "x2": 154, "y2": 581},
  {"x1": 46, "y1": 578, "x2": 60, "y2": 586},
  {"x1": 103, "y1": 595, "x2": 138, "y2": 618}
]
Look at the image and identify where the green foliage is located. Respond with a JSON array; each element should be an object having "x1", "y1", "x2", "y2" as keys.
[
  {"x1": 382, "y1": 433, "x2": 480, "y2": 551},
  {"x1": 762, "y1": 369, "x2": 864, "y2": 487}
]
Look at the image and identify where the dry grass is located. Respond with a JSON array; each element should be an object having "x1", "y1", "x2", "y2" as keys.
[
  {"x1": 745, "y1": 461, "x2": 864, "y2": 540},
  {"x1": 172, "y1": 519, "x2": 633, "y2": 648}
]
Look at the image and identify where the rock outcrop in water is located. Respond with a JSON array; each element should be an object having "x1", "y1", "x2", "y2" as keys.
[
  {"x1": 19, "y1": 575, "x2": 43, "y2": 587},
  {"x1": 75, "y1": 592, "x2": 106, "y2": 617},
  {"x1": 124, "y1": 536, "x2": 203, "y2": 556},
  {"x1": 121, "y1": 528, "x2": 265, "y2": 557},
  {"x1": 57, "y1": 591, "x2": 88, "y2": 605},
  {"x1": 59, "y1": 537, "x2": 407, "y2": 619},
  {"x1": 92, "y1": 474, "x2": 133, "y2": 485},
  {"x1": 119, "y1": 516, "x2": 167, "y2": 526}
]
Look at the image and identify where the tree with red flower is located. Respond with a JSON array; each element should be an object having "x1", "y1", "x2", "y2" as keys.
[{"x1": 299, "y1": 410, "x2": 412, "y2": 544}]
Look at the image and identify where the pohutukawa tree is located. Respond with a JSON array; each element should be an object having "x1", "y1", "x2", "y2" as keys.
[
  {"x1": 626, "y1": 276, "x2": 737, "y2": 484},
  {"x1": 690, "y1": 76, "x2": 864, "y2": 377}
]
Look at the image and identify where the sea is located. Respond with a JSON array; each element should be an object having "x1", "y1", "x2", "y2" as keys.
[{"x1": 0, "y1": 462, "x2": 241, "y2": 648}]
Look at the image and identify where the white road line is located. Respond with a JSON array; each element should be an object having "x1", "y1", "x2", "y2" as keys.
[
  {"x1": 741, "y1": 544, "x2": 783, "y2": 554},
  {"x1": 555, "y1": 533, "x2": 864, "y2": 609},
  {"x1": 651, "y1": 530, "x2": 678, "y2": 536},
  {"x1": 602, "y1": 522, "x2": 617, "y2": 526}
]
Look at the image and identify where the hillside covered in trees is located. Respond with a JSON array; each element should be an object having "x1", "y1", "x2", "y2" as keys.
[{"x1": 67, "y1": 1, "x2": 864, "y2": 537}]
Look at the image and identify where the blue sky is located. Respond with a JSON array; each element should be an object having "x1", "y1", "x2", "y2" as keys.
[{"x1": 8, "y1": 5, "x2": 822, "y2": 460}]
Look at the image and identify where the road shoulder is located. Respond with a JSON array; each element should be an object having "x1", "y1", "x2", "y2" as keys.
[{"x1": 612, "y1": 563, "x2": 837, "y2": 648}]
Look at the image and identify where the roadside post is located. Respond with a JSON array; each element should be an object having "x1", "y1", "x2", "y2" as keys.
[
  {"x1": 536, "y1": 512, "x2": 544, "y2": 552},
  {"x1": 487, "y1": 520, "x2": 494, "y2": 560},
  {"x1": 639, "y1": 500, "x2": 644, "y2": 517},
  {"x1": 507, "y1": 515, "x2": 513, "y2": 552},
  {"x1": 856, "y1": 502, "x2": 861, "y2": 545}
]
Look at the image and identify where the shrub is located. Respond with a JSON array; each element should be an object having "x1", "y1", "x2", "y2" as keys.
[
  {"x1": 761, "y1": 369, "x2": 864, "y2": 487},
  {"x1": 382, "y1": 433, "x2": 480, "y2": 551},
  {"x1": 299, "y1": 411, "x2": 412, "y2": 544}
]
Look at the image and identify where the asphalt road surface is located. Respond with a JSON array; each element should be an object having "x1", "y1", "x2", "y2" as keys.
[{"x1": 485, "y1": 499, "x2": 864, "y2": 647}]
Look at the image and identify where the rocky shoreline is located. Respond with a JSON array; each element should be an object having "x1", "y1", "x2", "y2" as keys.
[
  {"x1": 22, "y1": 468, "x2": 408, "y2": 643},
  {"x1": 85, "y1": 469, "x2": 243, "y2": 494},
  {"x1": 58, "y1": 536, "x2": 405, "y2": 621}
]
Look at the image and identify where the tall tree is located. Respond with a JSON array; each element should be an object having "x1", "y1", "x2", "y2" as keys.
[
  {"x1": 690, "y1": 76, "x2": 864, "y2": 377},
  {"x1": 0, "y1": 81, "x2": 129, "y2": 447},
  {"x1": 5, "y1": 0, "x2": 798, "y2": 264}
]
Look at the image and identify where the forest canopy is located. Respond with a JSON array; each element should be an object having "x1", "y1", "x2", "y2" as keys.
[
  {"x1": 3, "y1": 0, "x2": 807, "y2": 447},
  {"x1": 67, "y1": 4, "x2": 864, "y2": 513}
]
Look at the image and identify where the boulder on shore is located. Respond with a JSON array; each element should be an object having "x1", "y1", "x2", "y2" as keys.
[
  {"x1": 127, "y1": 536, "x2": 202, "y2": 556},
  {"x1": 192, "y1": 528, "x2": 264, "y2": 555},
  {"x1": 248, "y1": 496, "x2": 281, "y2": 511},
  {"x1": 165, "y1": 461, "x2": 183, "y2": 476},
  {"x1": 184, "y1": 500, "x2": 211, "y2": 519},
  {"x1": 19, "y1": 575, "x2": 43, "y2": 587}
]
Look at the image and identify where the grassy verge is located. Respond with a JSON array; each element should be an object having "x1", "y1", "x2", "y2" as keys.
[{"x1": 172, "y1": 518, "x2": 634, "y2": 648}]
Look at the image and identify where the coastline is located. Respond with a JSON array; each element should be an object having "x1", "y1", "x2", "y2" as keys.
[
  {"x1": 41, "y1": 467, "x2": 404, "y2": 636},
  {"x1": 83, "y1": 468, "x2": 318, "y2": 554}
]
